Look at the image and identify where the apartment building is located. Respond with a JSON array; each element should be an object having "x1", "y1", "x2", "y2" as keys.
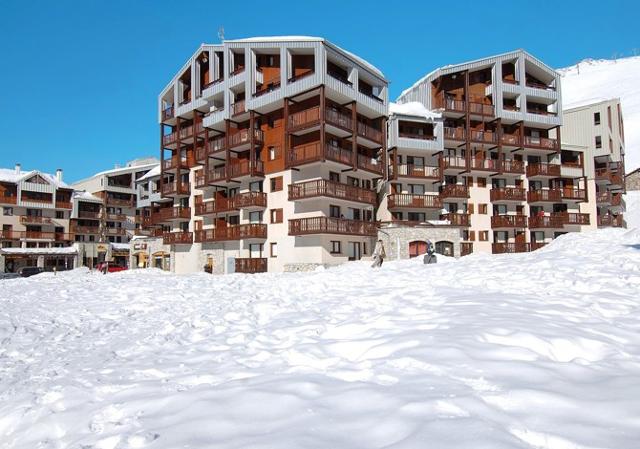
[
  {"x1": 562, "y1": 98, "x2": 626, "y2": 228},
  {"x1": 156, "y1": 36, "x2": 387, "y2": 274},
  {"x1": 71, "y1": 158, "x2": 158, "y2": 266},
  {"x1": 0, "y1": 164, "x2": 77, "y2": 272},
  {"x1": 383, "y1": 49, "x2": 596, "y2": 255}
]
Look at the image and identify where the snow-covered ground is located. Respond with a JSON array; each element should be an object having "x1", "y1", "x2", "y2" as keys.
[
  {"x1": 2, "y1": 229, "x2": 640, "y2": 449},
  {"x1": 625, "y1": 190, "x2": 640, "y2": 229},
  {"x1": 559, "y1": 56, "x2": 640, "y2": 171}
]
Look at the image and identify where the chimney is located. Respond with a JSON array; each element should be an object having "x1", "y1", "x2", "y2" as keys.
[
  {"x1": 56, "y1": 169, "x2": 63, "y2": 182},
  {"x1": 15, "y1": 163, "x2": 21, "y2": 174}
]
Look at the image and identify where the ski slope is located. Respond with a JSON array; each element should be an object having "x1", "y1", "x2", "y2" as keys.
[
  {"x1": 559, "y1": 56, "x2": 640, "y2": 171},
  {"x1": 1, "y1": 229, "x2": 640, "y2": 448}
]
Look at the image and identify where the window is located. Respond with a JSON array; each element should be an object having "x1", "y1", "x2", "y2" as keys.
[
  {"x1": 270, "y1": 208, "x2": 283, "y2": 224},
  {"x1": 607, "y1": 106, "x2": 612, "y2": 129},
  {"x1": 467, "y1": 203, "x2": 474, "y2": 214},
  {"x1": 408, "y1": 184, "x2": 425, "y2": 195},
  {"x1": 249, "y1": 211, "x2": 263, "y2": 223},
  {"x1": 249, "y1": 243, "x2": 263, "y2": 258},
  {"x1": 347, "y1": 176, "x2": 359, "y2": 187},
  {"x1": 595, "y1": 136, "x2": 602, "y2": 149},
  {"x1": 329, "y1": 171, "x2": 340, "y2": 183},
  {"x1": 268, "y1": 146, "x2": 278, "y2": 161},
  {"x1": 249, "y1": 181, "x2": 263, "y2": 192},
  {"x1": 479, "y1": 231, "x2": 489, "y2": 241},
  {"x1": 3, "y1": 207, "x2": 13, "y2": 216},
  {"x1": 56, "y1": 211, "x2": 64, "y2": 219},
  {"x1": 330, "y1": 205, "x2": 341, "y2": 218},
  {"x1": 594, "y1": 112, "x2": 600, "y2": 125},
  {"x1": 477, "y1": 177, "x2": 487, "y2": 188},
  {"x1": 479, "y1": 204, "x2": 488, "y2": 214},
  {"x1": 270, "y1": 176, "x2": 283, "y2": 192},
  {"x1": 270, "y1": 242, "x2": 278, "y2": 257},
  {"x1": 330, "y1": 241, "x2": 341, "y2": 254},
  {"x1": 469, "y1": 231, "x2": 476, "y2": 241},
  {"x1": 408, "y1": 212, "x2": 426, "y2": 222}
]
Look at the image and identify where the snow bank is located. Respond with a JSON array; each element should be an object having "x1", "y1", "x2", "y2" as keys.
[
  {"x1": 625, "y1": 190, "x2": 640, "y2": 229},
  {"x1": 559, "y1": 56, "x2": 640, "y2": 171},
  {"x1": 1, "y1": 230, "x2": 640, "y2": 448},
  {"x1": 389, "y1": 101, "x2": 442, "y2": 120}
]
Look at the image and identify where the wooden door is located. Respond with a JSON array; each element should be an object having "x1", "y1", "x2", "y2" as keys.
[{"x1": 409, "y1": 241, "x2": 427, "y2": 258}]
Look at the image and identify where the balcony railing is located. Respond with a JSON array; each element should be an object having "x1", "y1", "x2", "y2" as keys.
[
  {"x1": 525, "y1": 80, "x2": 555, "y2": 91},
  {"x1": 527, "y1": 189, "x2": 562, "y2": 203},
  {"x1": 104, "y1": 227, "x2": 127, "y2": 236},
  {"x1": 440, "y1": 184, "x2": 469, "y2": 198},
  {"x1": 20, "y1": 215, "x2": 53, "y2": 224},
  {"x1": 228, "y1": 129, "x2": 264, "y2": 148},
  {"x1": 387, "y1": 193, "x2": 442, "y2": 209},
  {"x1": 161, "y1": 181, "x2": 190, "y2": 196},
  {"x1": 78, "y1": 210, "x2": 100, "y2": 219},
  {"x1": 500, "y1": 159, "x2": 525, "y2": 174},
  {"x1": 227, "y1": 159, "x2": 265, "y2": 178},
  {"x1": 528, "y1": 215, "x2": 563, "y2": 228},
  {"x1": 597, "y1": 215, "x2": 625, "y2": 228},
  {"x1": 492, "y1": 242, "x2": 531, "y2": 254},
  {"x1": 163, "y1": 231, "x2": 193, "y2": 245},
  {"x1": 106, "y1": 197, "x2": 134, "y2": 207},
  {"x1": 288, "y1": 217, "x2": 377, "y2": 236},
  {"x1": 21, "y1": 231, "x2": 56, "y2": 240},
  {"x1": 443, "y1": 127, "x2": 465, "y2": 140},
  {"x1": 0, "y1": 196, "x2": 17, "y2": 205},
  {"x1": 441, "y1": 155, "x2": 467, "y2": 170},
  {"x1": 55, "y1": 201, "x2": 72, "y2": 209},
  {"x1": 398, "y1": 131, "x2": 436, "y2": 141},
  {"x1": 325, "y1": 144, "x2": 353, "y2": 166},
  {"x1": 441, "y1": 213, "x2": 470, "y2": 226},
  {"x1": 553, "y1": 212, "x2": 590, "y2": 226},
  {"x1": 289, "y1": 142, "x2": 323, "y2": 166},
  {"x1": 289, "y1": 106, "x2": 321, "y2": 130},
  {"x1": 501, "y1": 133, "x2": 521, "y2": 146},
  {"x1": 195, "y1": 224, "x2": 267, "y2": 242},
  {"x1": 325, "y1": 108, "x2": 353, "y2": 130},
  {"x1": 231, "y1": 99, "x2": 246, "y2": 116},
  {"x1": 356, "y1": 121, "x2": 383, "y2": 144},
  {"x1": 524, "y1": 136, "x2": 558, "y2": 151},
  {"x1": 162, "y1": 157, "x2": 188, "y2": 171},
  {"x1": 561, "y1": 188, "x2": 587, "y2": 201},
  {"x1": 392, "y1": 164, "x2": 440, "y2": 179},
  {"x1": 0, "y1": 230, "x2": 20, "y2": 240},
  {"x1": 491, "y1": 215, "x2": 528, "y2": 228},
  {"x1": 596, "y1": 191, "x2": 612, "y2": 204},
  {"x1": 235, "y1": 258, "x2": 268, "y2": 274},
  {"x1": 435, "y1": 93, "x2": 465, "y2": 112},
  {"x1": 526, "y1": 163, "x2": 561, "y2": 177},
  {"x1": 288, "y1": 179, "x2": 376, "y2": 205},
  {"x1": 468, "y1": 158, "x2": 499, "y2": 171},
  {"x1": 153, "y1": 207, "x2": 191, "y2": 223},
  {"x1": 71, "y1": 225, "x2": 101, "y2": 234},
  {"x1": 469, "y1": 130, "x2": 497, "y2": 144},
  {"x1": 490, "y1": 187, "x2": 526, "y2": 202},
  {"x1": 105, "y1": 213, "x2": 127, "y2": 221},
  {"x1": 162, "y1": 106, "x2": 174, "y2": 121},
  {"x1": 468, "y1": 102, "x2": 495, "y2": 116},
  {"x1": 357, "y1": 153, "x2": 383, "y2": 174},
  {"x1": 233, "y1": 191, "x2": 268, "y2": 209}
]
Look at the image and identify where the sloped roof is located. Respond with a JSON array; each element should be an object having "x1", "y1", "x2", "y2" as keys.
[{"x1": 0, "y1": 168, "x2": 71, "y2": 189}]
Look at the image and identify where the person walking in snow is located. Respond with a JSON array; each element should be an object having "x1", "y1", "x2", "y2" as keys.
[
  {"x1": 423, "y1": 239, "x2": 437, "y2": 264},
  {"x1": 371, "y1": 239, "x2": 386, "y2": 268}
]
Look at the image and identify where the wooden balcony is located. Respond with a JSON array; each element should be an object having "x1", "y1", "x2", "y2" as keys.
[
  {"x1": 195, "y1": 136, "x2": 225, "y2": 162},
  {"x1": 228, "y1": 129, "x2": 264, "y2": 148},
  {"x1": 161, "y1": 105, "x2": 174, "y2": 121},
  {"x1": 526, "y1": 163, "x2": 561, "y2": 178},
  {"x1": 70, "y1": 225, "x2": 101, "y2": 234},
  {"x1": 20, "y1": 215, "x2": 53, "y2": 224},
  {"x1": 55, "y1": 233, "x2": 73, "y2": 242},
  {"x1": 597, "y1": 215, "x2": 625, "y2": 228},
  {"x1": 104, "y1": 227, "x2": 127, "y2": 236},
  {"x1": 78, "y1": 210, "x2": 100, "y2": 219},
  {"x1": 443, "y1": 126, "x2": 465, "y2": 140},
  {"x1": 387, "y1": 193, "x2": 442, "y2": 209},
  {"x1": 528, "y1": 215, "x2": 563, "y2": 229},
  {"x1": 55, "y1": 201, "x2": 73, "y2": 209},
  {"x1": 523, "y1": 136, "x2": 558, "y2": 151},
  {"x1": 491, "y1": 215, "x2": 528, "y2": 228},
  {"x1": 526, "y1": 79, "x2": 555, "y2": 91},
  {"x1": 289, "y1": 142, "x2": 353, "y2": 168},
  {"x1": 195, "y1": 224, "x2": 267, "y2": 242},
  {"x1": 289, "y1": 217, "x2": 377, "y2": 237},
  {"x1": 468, "y1": 157, "x2": 499, "y2": 172},
  {"x1": 0, "y1": 230, "x2": 20, "y2": 240},
  {"x1": 163, "y1": 231, "x2": 193, "y2": 245},
  {"x1": 500, "y1": 133, "x2": 521, "y2": 146},
  {"x1": 527, "y1": 189, "x2": 562, "y2": 203},
  {"x1": 288, "y1": 179, "x2": 376, "y2": 205},
  {"x1": 161, "y1": 181, "x2": 190, "y2": 197},
  {"x1": 325, "y1": 144, "x2": 354, "y2": 166},
  {"x1": 596, "y1": 191, "x2": 612, "y2": 205},
  {"x1": 553, "y1": 212, "x2": 590, "y2": 226},
  {"x1": 196, "y1": 198, "x2": 237, "y2": 215},
  {"x1": 356, "y1": 121, "x2": 383, "y2": 144},
  {"x1": 441, "y1": 156, "x2": 467, "y2": 171},
  {"x1": 492, "y1": 242, "x2": 531, "y2": 254},
  {"x1": 461, "y1": 242, "x2": 473, "y2": 256},
  {"x1": 106, "y1": 196, "x2": 135, "y2": 207},
  {"x1": 233, "y1": 191, "x2": 268, "y2": 209},
  {"x1": 21, "y1": 231, "x2": 56, "y2": 240},
  {"x1": 468, "y1": 102, "x2": 495, "y2": 116},
  {"x1": 0, "y1": 195, "x2": 17, "y2": 205},
  {"x1": 105, "y1": 213, "x2": 127, "y2": 221},
  {"x1": 500, "y1": 159, "x2": 525, "y2": 174},
  {"x1": 288, "y1": 106, "x2": 321, "y2": 130},
  {"x1": 440, "y1": 213, "x2": 470, "y2": 226},
  {"x1": 235, "y1": 258, "x2": 268, "y2": 274},
  {"x1": 357, "y1": 153, "x2": 383, "y2": 175},
  {"x1": 440, "y1": 184, "x2": 469, "y2": 199},
  {"x1": 490, "y1": 187, "x2": 526, "y2": 202},
  {"x1": 435, "y1": 93, "x2": 465, "y2": 113},
  {"x1": 392, "y1": 164, "x2": 440, "y2": 180},
  {"x1": 153, "y1": 207, "x2": 191, "y2": 223},
  {"x1": 469, "y1": 130, "x2": 497, "y2": 144},
  {"x1": 561, "y1": 188, "x2": 587, "y2": 202},
  {"x1": 325, "y1": 108, "x2": 353, "y2": 131},
  {"x1": 231, "y1": 99, "x2": 246, "y2": 116},
  {"x1": 398, "y1": 131, "x2": 436, "y2": 141},
  {"x1": 228, "y1": 159, "x2": 264, "y2": 178}
]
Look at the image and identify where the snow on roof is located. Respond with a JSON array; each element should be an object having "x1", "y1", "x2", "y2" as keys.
[
  {"x1": 0, "y1": 247, "x2": 77, "y2": 255},
  {"x1": 136, "y1": 164, "x2": 161, "y2": 182},
  {"x1": 72, "y1": 191, "x2": 102, "y2": 202},
  {"x1": 111, "y1": 243, "x2": 130, "y2": 251},
  {"x1": 92, "y1": 162, "x2": 158, "y2": 178},
  {"x1": 224, "y1": 36, "x2": 385, "y2": 79},
  {"x1": 563, "y1": 97, "x2": 620, "y2": 111},
  {"x1": 389, "y1": 102, "x2": 442, "y2": 120},
  {"x1": 0, "y1": 168, "x2": 71, "y2": 189}
]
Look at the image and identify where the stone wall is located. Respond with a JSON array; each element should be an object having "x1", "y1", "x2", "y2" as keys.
[
  {"x1": 377, "y1": 225, "x2": 462, "y2": 260},
  {"x1": 626, "y1": 170, "x2": 640, "y2": 191}
]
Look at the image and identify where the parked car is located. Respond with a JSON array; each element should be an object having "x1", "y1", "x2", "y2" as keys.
[
  {"x1": 0, "y1": 272, "x2": 20, "y2": 280},
  {"x1": 17, "y1": 267, "x2": 44, "y2": 278},
  {"x1": 96, "y1": 262, "x2": 128, "y2": 273}
]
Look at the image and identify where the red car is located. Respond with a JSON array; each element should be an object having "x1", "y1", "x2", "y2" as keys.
[{"x1": 96, "y1": 262, "x2": 128, "y2": 273}]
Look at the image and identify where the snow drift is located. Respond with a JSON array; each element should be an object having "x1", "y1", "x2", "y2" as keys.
[{"x1": 1, "y1": 229, "x2": 640, "y2": 448}]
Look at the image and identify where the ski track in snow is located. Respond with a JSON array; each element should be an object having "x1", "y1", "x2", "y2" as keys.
[{"x1": 1, "y1": 229, "x2": 640, "y2": 448}]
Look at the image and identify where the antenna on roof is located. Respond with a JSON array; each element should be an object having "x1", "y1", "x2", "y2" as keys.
[{"x1": 218, "y1": 27, "x2": 225, "y2": 42}]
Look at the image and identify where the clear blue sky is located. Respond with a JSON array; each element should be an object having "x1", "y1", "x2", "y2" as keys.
[{"x1": 0, "y1": 0, "x2": 637, "y2": 182}]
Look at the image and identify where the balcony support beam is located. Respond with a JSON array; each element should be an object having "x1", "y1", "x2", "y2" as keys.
[
  {"x1": 249, "y1": 110, "x2": 255, "y2": 177},
  {"x1": 320, "y1": 85, "x2": 326, "y2": 163}
]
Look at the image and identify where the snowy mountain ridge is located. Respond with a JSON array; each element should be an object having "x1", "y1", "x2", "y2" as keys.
[{"x1": 559, "y1": 55, "x2": 640, "y2": 171}]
